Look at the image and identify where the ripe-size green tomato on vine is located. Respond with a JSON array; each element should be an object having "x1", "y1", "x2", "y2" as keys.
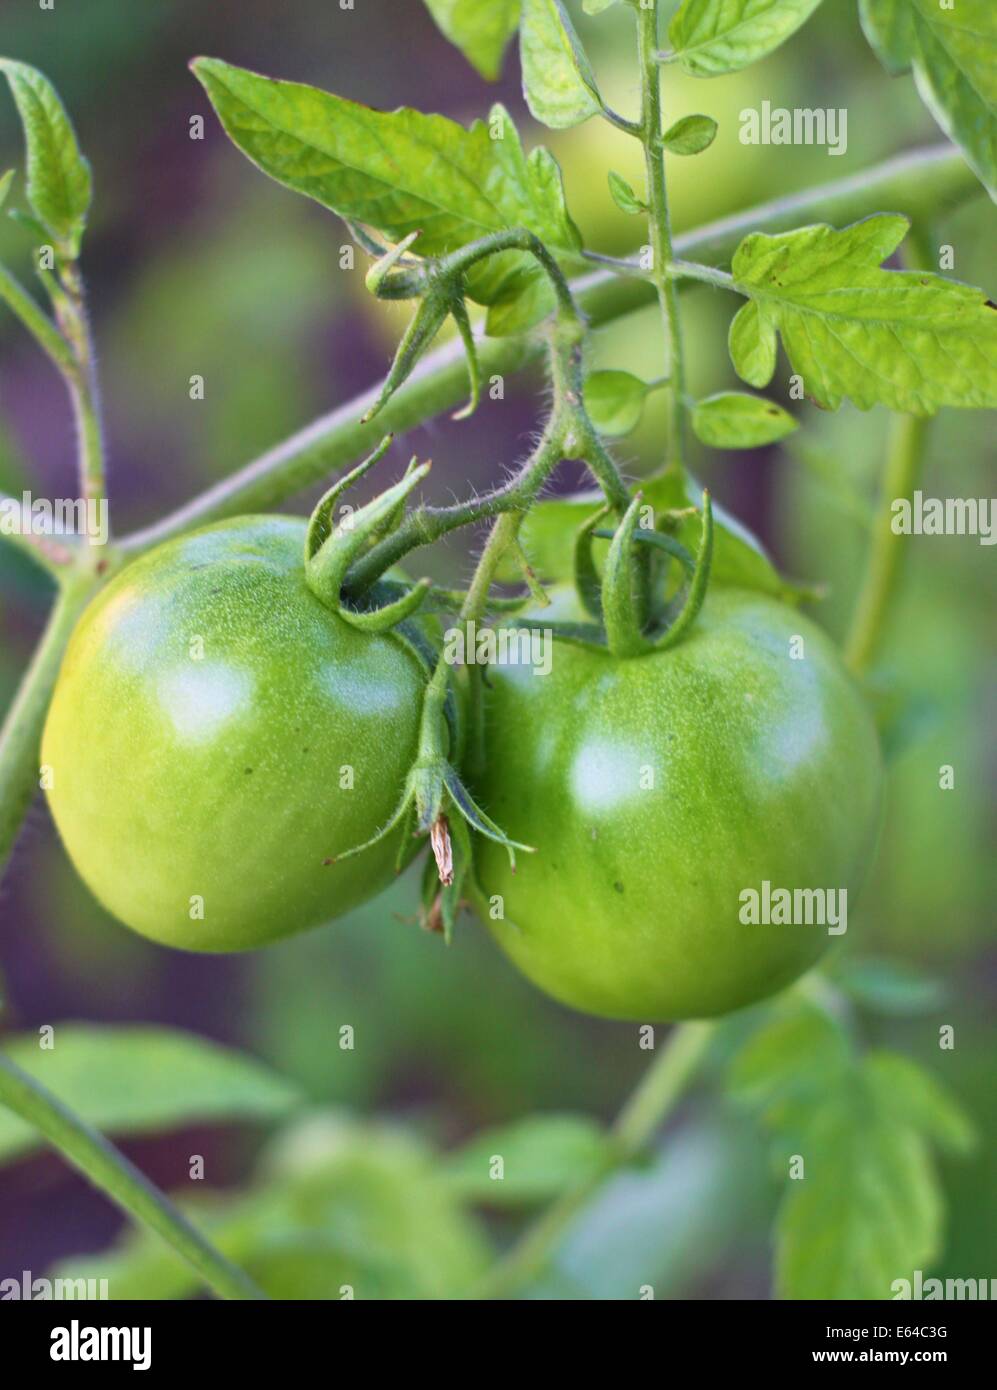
[
  {"x1": 42, "y1": 516, "x2": 427, "y2": 952},
  {"x1": 471, "y1": 588, "x2": 883, "y2": 1022}
]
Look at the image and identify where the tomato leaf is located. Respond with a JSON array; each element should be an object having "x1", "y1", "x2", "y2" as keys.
[
  {"x1": 0, "y1": 168, "x2": 13, "y2": 211},
  {"x1": 692, "y1": 391, "x2": 797, "y2": 448},
  {"x1": 443, "y1": 1114, "x2": 611, "y2": 1205},
  {"x1": 858, "y1": 0, "x2": 916, "y2": 76},
  {"x1": 776, "y1": 1091, "x2": 943, "y2": 1299},
  {"x1": 668, "y1": 0, "x2": 825, "y2": 78},
  {"x1": 0, "y1": 59, "x2": 91, "y2": 255},
  {"x1": 583, "y1": 0, "x2": 620, "y2": 13},
  {"x1": 661, "y1": 113, "x2": 718, "y2": 155},
  {"x1": 730, "y1": 214, "x2": 997, "y2": 413},
  {"x1": 862, "y1": 2, "x2": 996, "y2": 201},
  {"x1": 864, "y1": 1052, "x2": 976, "y2": 1154},
  {"x1": 583, "y1": 369, "x2": 652, "y2": 436},
  {"x1": 422, "y1": 0, "x2": 522, "y2": 81},
  {"x1": 908, "y1": 0, "x2": 997, "y2": 203},
  {"x1": 193, "y1": 60, "x2": 582, "y2": 335},
  {"x1": 730, "y1": 1007, "x2": 973, "y2": 1299},
  {"x1": 830, "y1": 956, "x2": 946, "y2": 1016},
  {"x1": 520, "y1": 0, "x2": 603, "y2": 130},
  {"x1": 607, "y1": 169, "x2": 646, "y2": 215},
  {"x1": 0, "y1": 1026, "x2": 302, "y2": 1164}
]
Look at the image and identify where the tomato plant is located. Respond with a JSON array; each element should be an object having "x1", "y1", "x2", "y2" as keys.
[{"x1": 0, "y1": 0, "x2": 993, "y2": 1311}]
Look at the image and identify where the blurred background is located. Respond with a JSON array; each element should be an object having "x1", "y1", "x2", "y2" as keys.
[{"x1": 0, "y1": 0, "x2": 993, "y2": 1298}]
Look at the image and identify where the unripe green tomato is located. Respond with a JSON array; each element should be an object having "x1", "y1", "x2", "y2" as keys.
[
  {"x1": 42, "y1": 516, "x2": 424, "y2": 951},
  {"x1": 472, "y1": 588, "x2": 883, "y2": 1021}
]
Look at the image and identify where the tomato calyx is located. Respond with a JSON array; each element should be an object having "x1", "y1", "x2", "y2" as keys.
[{"x1": 304, "y1": 435, "x2": 434, "y2": 632}]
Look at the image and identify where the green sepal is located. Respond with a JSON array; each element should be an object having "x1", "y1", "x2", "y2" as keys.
[
  {"x1": 573, "y1": 503, "x2": 609, "y2": 620},
  {"x1": 306, "y1": 460, "x2": 431, "y2": 610},
  {"x1": 449, "y1": 294, "x2": 481, "y2": 421},
  {"x1": 339, "y1": 577, "x2": 432, "y2": 633},
  {"x1": 442, "y1": 765, "x2": 534, "y2": 870},
  {"x1": 364, "y1": 229, "x2": 424, "y2": 299},
  {"x1": 601, "y1": 494, "x2": 654, "y2": 658},
  {"x1": 362, "y1": 292, "x2": 451, "y2": 425},
  {"x1": 653, "y1": 491, "x2": 713, "y2": 652},
  {"x1": 305, "y1": 435, "x2": 394, "y2": 561}
]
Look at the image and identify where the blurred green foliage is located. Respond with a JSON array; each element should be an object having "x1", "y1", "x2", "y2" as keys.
[{"x1": 0, "y1": 0, "x2": 993, "y2": 1300}]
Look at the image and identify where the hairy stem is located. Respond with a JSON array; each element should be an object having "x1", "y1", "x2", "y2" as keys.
[
  {"x1": 0, "y1": 1052, "x2": 265, "y2": 1300},
  {"x1": 0, "y1": 579, "x2": 93, "y2": 877},
  {"x1": 117, "y1": 145, "x2": 973, "y2": 553},
  {"x1": 58, "y1": 263, "x2": 107, "y2": 520},
  {"x1": 637, "y1": 0, "x2": 686, "y2": 476},
  {"x1": 0, "y1": 262, "x2": 76, "y2": 374},
  {"x1": 473, "y1": 1020, "x2": 716, "y2": 1300}
]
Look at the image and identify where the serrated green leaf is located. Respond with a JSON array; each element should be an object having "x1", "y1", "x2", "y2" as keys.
[
  {"x1": 832, "y1": 956, "x2": 946, "y2": 1016},
  {"x1": 727, "y1": 1004, "x2": 851, "y2": 1112},
  {"x1": 0, "y1": 1026, "x2": 302, "y2": 1164},
  {"x1": 584, "y1": 369, "x2": 651, "y2": 435},
  {"x1": 907, "y1": 0, "x2": 997, "y2": 203},
  {"x1": 443, "y1": 1114, "x2": 611, "y2": 1205},
  {"x1": 193, "y1": 60, "x2": 582, "y2": 334},
  {"x1": 520, "y1": 0, "x2": 602, "y2": 130},
  {"x1": 423, "y1": 0, "x2": 522, "y2": 81},
  {"x1": 776, "y1": 1093, "x2": 943, "y2": 1299},
  {"x1": 692, "y1": 390, "x2": 797, "y2": 447},
  {"x1": 662, "y1": 113, "x2": 718, "y2": 155},
  {"x1": 668, "y1": 0, "x2": 825, "y2": 78},
  {"x1": 607, "y1": 169, "x2": 646, "y2": 215},
  {"x1": 730, "y1": 214, "x2": 997, "y2": 413},
  {"x1": 0, "y1": 59, "x2": 90, "y2": 254},
  {"x1": 858, "y1": 0, "x2": 916, "y2": 75},
  {"x1": 864, "y1": 1051, "x2": 976, "y2": 1154}
]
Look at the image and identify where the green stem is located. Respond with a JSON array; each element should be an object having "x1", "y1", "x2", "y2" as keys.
[
  {"x1": 59, "y1": 263, "x2": 107, "y2": 519},
  {"x1": 0, "y1": 262, "x2": 76, "y2": 375},
  {"x1": 637, "y1": 0, "x2": 686, "y2": 476},
  {"x1": 669, "y1": 259, "x2": 737, "y2": 292},
  {"x1": 0, "y1": 494, "x2": 77, "y2": 573},
  {"x1": 0, "y1": 1052, "x2": 265, "y2": 1300},
  {"x1": 0, "y1": 579, "x2": 93, "y2": 877},
  {"x1": 473, "y1": 1020, "x2": 716, "y2": 1300},
  {"x1": 844, "y1": 412, "x2": 928, "y2": 675},
  {"x1": 117, "y1": 144, "x2": 975, "y2": 553},
  {"x1": 844, "y1": 232, "x2": 934, "y2": 675}
]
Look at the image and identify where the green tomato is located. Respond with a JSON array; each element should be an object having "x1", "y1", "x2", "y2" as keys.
[
  {"x1": 42, "y1": 516, "x2": 425, "y2": 952},
  {"x1": 471, "y1": 588, "x2": 883, "y2": 1021}
]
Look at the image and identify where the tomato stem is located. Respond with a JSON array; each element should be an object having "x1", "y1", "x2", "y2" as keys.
[
  {"x1": 844, "y1": 232, "x2": 934, "y2": 675},
  {"x1": 0, "y1": 1051, "x2": 266, "y2": 1301},
  {"x1": 636, "y1": 0, "x2": 687, "y2": 478},
  {"x1": 114, "y1": 145, "x2": 974, "y2": 553},
  {"x1": 472, "y1": 1020, "x2": 717, "y2": 1300}
]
